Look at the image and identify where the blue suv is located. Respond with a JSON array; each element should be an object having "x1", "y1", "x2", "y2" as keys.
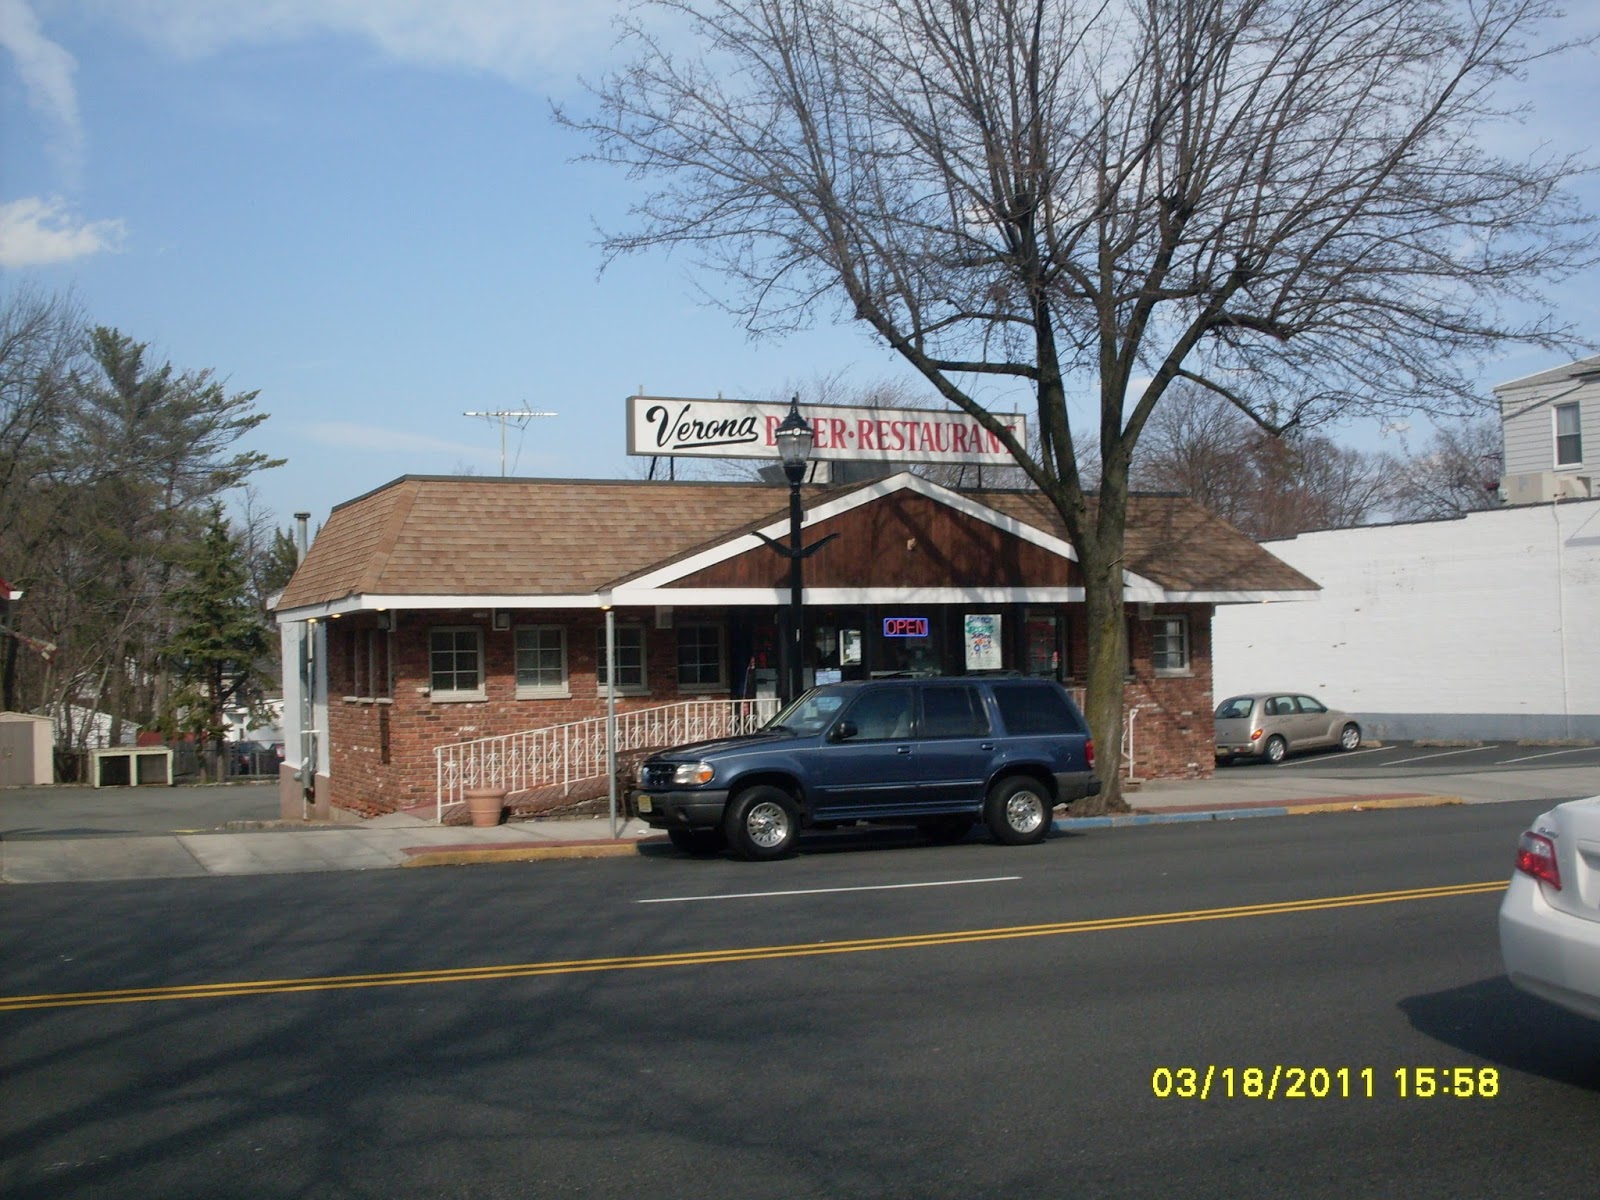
[{"x1": 634, "y1": 677, "x2": 1100, "y2": 859}]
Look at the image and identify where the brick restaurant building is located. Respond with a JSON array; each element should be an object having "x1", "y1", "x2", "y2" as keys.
[{"x1": 271, "y1": 471, "x2": 1317, "y2": 820}]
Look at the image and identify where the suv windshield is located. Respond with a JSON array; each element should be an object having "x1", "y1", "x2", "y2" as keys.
[{"x1": 765, "y1": 685, "x2": 850, "y2": 735}]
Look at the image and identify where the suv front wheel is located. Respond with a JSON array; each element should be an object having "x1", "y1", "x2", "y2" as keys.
[
  {"x1": 724, "y1": 786, "x2": 799, "y2": 861},
  {"x1": 985, "y1": 776, "x2": 1053, "y2": 845}
]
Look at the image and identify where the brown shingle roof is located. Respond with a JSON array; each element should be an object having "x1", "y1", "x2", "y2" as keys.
[
  {"x1": 277, "y1": 476, "x2": 795, "y2": 608},
  {"x1": 978, "y1": 489, "x2": 1318, "y2": 593},
  {"x1": 275, "y1": 473, "x2": 1315, "y2": 611}
]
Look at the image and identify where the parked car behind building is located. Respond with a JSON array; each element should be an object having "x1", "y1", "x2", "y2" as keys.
[{"x1": 1214, "y1": 692, "x2": 1362, "y2": 764}]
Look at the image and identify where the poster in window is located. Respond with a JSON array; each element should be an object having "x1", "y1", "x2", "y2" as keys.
[
  {"x1": 840, "y1": 628, "x2": 862, "y2": 665},
  {"x1": 964, "y1": 613, "x2": 1003, "y2": 670}
]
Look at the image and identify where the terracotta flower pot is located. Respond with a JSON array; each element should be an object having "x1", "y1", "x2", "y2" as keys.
[{"x1": 463, "y1": 786, "x2": 507, "y2": 828}]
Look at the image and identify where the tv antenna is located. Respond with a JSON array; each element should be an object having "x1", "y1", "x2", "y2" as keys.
[{"x1": 463, "y1": 408, "x2": 558, "y2": 476}]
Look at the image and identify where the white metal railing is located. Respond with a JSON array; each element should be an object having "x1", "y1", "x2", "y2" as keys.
[{"x1": 433, "y1": 698, "x2": 781, "y2": 822}]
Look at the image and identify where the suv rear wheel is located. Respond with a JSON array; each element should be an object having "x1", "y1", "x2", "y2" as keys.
[
  {"x1": 724, "y1": 786, "x2": 799, "y2": 861},
  {"x1": 985, "y1": 777, "x2": 1053, "y2": 845}
]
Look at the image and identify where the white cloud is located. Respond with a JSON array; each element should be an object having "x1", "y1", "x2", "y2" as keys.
[
  {"x1": 0, "y1": 197, "x2": 125, "y2": 267},
  {"x1": 87, "y1": 0, "x2": 623, "y2": 85},
  {"x1": 0, "y1": 0, "x2": 83, "y2": 175}
]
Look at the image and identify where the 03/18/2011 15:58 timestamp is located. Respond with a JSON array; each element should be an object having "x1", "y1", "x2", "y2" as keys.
[{"x1": 1151, "y1": 1066, "x2": 1501, "y2": 1100}]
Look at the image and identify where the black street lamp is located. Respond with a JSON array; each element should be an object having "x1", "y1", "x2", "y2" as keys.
[{"x1": 758, "y1": 396, "x2": 836, "y2": 703}]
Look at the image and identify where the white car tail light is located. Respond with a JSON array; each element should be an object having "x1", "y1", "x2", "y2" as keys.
[{"x1": 1515, "y1": 831, "x2": 1561, "y2": 890}]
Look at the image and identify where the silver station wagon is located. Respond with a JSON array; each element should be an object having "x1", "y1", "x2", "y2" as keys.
[{"x1": 1214, "y1": 692, "x2": 1362, "y2": 765}]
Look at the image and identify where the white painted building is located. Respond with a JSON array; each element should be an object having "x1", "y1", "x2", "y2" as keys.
[
  {"x1": 1497, "y1": 354, "x2": 1598, "y2": 504},
  {"x1": 1213, "y1": 497, "x2": 1599, "y2": 741}
]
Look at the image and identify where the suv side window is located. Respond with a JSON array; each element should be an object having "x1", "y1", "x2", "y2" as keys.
[
  {"x1": 991, "y1": 682, "x2": 1081, "y2": 735},
  {"x1": 837, "y1": 688, "x2": 915, "y2": 741},
  {"x1": 921, "y1": 684, "x2": 990, "y2": 737}
]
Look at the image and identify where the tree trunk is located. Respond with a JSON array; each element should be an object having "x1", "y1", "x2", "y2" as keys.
[{"x1": 1076, "y1": 546, "x2": 1128, "y2": 815}]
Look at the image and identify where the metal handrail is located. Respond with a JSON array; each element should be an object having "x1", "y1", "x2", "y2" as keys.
[{"x1": 433, "y1": 698, "x2": 781, "y2": 823}]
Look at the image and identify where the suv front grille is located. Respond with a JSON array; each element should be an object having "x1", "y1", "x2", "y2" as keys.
[{"x1": 641, "y1": 763, "x2": 679, "y2": 788}]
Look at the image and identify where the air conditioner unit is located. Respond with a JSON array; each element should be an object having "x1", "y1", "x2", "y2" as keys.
[
  {"x1": 1501, "y1": 472, "x2": 1557, "y2": 505},
  {"x1": 1554, "y1": 474, "x2": 1593, "y2": 499}
]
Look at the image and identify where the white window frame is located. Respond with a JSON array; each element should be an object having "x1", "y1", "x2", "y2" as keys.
[
  {"x1": 596, "y1": 625, "x2": 648, "y2": 695},
  {"x1": 1554, "y1": 402, "x2": 1583, "y2": 467},
  {"x1": 515, "y1": 624, "x2": 570, "y2": 699},
  {"x1": 429, "y1": 626, "x2": 486, "y2": 701},
  {"x1": 676, "y1": 622, "x2": 728, "y2": 692},
  {"x1": 1150, "y1": 614, "x2": 1191, "y2": 676}
]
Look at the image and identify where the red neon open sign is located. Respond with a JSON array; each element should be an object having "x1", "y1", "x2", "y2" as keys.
[{"x1": 882, "y1": 616, "x2": 930, "y2": 638}]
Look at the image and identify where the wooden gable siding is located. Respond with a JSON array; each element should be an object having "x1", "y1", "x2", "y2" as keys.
[{"x1": 672, "y1": 491, "x2": 1081, "y2": 590}]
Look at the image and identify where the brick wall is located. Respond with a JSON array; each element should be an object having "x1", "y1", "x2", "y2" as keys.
[
  {"x1": 324, "y1": 607, "x2": 734, "y2": 815},
  {"x1": 1063, "y1": 603, "x2": 1216, "y2": 781}
]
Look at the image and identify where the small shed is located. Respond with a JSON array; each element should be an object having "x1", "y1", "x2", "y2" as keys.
[{"x1": 0, "y1": 712, "x2": 54, "y2": 786}]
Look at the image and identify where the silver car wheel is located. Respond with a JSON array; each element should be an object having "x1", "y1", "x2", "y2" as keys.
[
  {"x1": 746, "y1": 800, "x2": 791, "y2": 849},
  {"x1": 1006, "y1": 791, "x2": 1046, "y2": 834},
  {"x1": 1339, "y1": 723, "x2": 1361, "y2": 751}
]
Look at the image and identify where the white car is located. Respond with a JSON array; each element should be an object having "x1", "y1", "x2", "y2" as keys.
[{"x1": 1498, "y1": 795, "x2": 1600, "y2": 1022}]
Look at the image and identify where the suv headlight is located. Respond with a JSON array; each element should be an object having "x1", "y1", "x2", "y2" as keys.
[{"x1": 673, "y1": 761, "x2": 715, "y2": 786}]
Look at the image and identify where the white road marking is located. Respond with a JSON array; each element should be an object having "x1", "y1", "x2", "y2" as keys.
[
  {"x1": 1382, "y1": 748, "x2": 1493, "y2": 766},
  {"x1": 638, "y1": 876, "x2": 1022, "y2": 904},
  {"x1": 1499, "y1": 746, "x2": 1597, "y2": 765}
]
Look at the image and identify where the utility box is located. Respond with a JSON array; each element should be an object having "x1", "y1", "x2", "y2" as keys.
[{"x1": 0, "y1": 712, "x2": 55, "y2": 786}]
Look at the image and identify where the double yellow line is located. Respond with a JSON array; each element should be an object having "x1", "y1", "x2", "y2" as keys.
[{"x1": 0, "y1": 881, "x2": 1506, "y2": 1013}]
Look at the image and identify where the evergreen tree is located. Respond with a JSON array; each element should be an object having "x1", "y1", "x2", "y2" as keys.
[{"x1": 162, "y1": 506, "x2": 275, "y2": 780}]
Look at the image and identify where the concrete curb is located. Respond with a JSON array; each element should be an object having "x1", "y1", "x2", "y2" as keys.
[
  {"x1": 400, "y1": 835, "x2": 670, "y2": 868},
  {"x1": 1058, "y1": 792, "x2": 1465, "y2": 830}
]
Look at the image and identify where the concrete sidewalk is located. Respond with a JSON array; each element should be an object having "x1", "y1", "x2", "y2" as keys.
[{"x1": 3, "y1": 764, "x2": 1592, "y2": 884}]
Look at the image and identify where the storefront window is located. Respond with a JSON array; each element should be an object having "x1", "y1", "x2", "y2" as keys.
[
  {"x1": 677, "y1": 623, "x2": 725, "y2": 689},
  {"x1": 1023, "y1": 611, "x2": 1063, "y2": 679},
  {"x1": 870, "y1": 611, "x2": 942, "y2": 675}
]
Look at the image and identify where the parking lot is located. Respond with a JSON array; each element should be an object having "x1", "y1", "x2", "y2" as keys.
[{"x1": 1244, "y1": 739, "x2": 1600, "y2": 776}]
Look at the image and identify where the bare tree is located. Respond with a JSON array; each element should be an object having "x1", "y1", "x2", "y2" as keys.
[
  {"x1": 564, "y1": 0, "x2": 1596, "y2": 809},
  {"x1": 1134, "y1": 385, "x2": 1389, "y2": 537},
  {"x1": 1382, "y1": 413, "x2": 1505, "y2": 521}
]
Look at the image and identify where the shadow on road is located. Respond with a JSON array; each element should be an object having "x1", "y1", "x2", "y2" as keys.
[{"x1": 1399, "y1": 976, "x2": 1600, "y2": 1092}]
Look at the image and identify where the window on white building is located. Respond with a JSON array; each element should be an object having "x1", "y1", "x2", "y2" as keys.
[{"x1": 1555, "y1": 402, "x2": 1583, "y2": 466}]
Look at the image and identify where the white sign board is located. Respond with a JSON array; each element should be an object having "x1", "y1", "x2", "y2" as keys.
[{"x1": 627, "y1": 395, "x2": 1026, "y2": 466}]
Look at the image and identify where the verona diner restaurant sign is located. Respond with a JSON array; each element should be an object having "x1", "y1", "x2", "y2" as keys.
[{"x1": 626, "y1": 395, "x2": 1027, "y2": 466}]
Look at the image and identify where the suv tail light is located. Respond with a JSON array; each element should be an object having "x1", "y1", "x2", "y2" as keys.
[
  {"x1": 1515, "y1": 831, "x2": 1561, "y2": 889},
  {"x1": 1085, "y1": 739, "x2": 1095, "y2": 769}
]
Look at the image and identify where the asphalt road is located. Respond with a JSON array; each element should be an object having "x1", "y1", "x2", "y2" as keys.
[{"x1": 3, "y1": 800, "x2": 1595, "y2": 1199}]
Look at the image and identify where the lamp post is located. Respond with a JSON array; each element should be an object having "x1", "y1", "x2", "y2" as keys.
[{"x1": 756, "y1": 396, "x2": 835, "y2": 703}]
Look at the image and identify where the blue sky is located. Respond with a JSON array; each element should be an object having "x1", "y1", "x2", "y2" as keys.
[{"x1": 3, "y1": 0, "x2": 1597, "y2": 530}]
